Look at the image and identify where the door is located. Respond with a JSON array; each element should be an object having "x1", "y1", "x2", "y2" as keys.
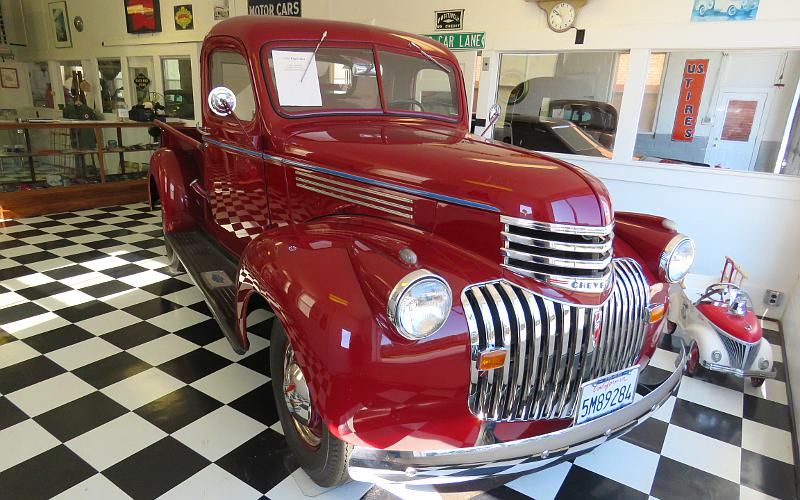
[
  {"x1": 454, "y1": 51, "x2": 480, "y2": 125},
  {"x1": 705, "y1": 91, "x2": 768, "y2": 170},
  {"x1": 128, "y1": 56, "x2": 154, "y2": 105},
  {"x1": 201, "y1": 45, "x2": 270, "y2": 256}
]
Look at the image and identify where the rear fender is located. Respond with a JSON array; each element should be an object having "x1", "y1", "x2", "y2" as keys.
[
  {"x1": 149, "y1": 148, "x2": 200, "y2": 233},
  {"x1": 235, "y1": 216, "x2": 497, "y2": 449}
]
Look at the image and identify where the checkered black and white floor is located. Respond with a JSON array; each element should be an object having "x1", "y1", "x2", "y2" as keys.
[{"x1": 0, "y1": 203, "x2": 796, "y2": 500}]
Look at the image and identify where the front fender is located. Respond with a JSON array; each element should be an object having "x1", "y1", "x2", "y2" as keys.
[
  {"x1": 149, "y1": 147, "x2": 199, "y2": 233},
  {"x1": 236, "y1": 216, "x2": 504, "y2": 451}
]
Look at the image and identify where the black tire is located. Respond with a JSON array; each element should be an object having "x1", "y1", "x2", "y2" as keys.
[
  {"x1": 161, "y1": 206, "x2": 184, "y2": 274},
  {"x1": 727, "y1": 5, "x2": 737, "y2": 16},
  {"x1": 750, "y1": 377, "x2": 765, "y2": 387},
  {"x1": 698, "y1": 5, "x2": 706, "y2": 16},
  {"x1": 666, "y1": 321, "x2": 677, "y2": 335},
  {"x1": 270, "y1": 321, "x2": 352, "y2": 487}
]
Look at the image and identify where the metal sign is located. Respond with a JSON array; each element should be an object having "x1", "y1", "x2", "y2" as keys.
[
  {"x1": 672, "y1": 59, "x2": 709, "y2": 142},
  {"x1": 134, "y1": 73, "x2": 151, "y2": 90},
  {"x1": 174, "y1": 5, "x2": 193, "y2": 30},
  {"x1": 424, "y1": 32, "x2": 485, "y2": 50},
  {"x1": 248, "y1": 0, "x2": 301, "y2": 17},
  {"x1": 435, "y1": 9, "x2": 463, "y2": 30}
]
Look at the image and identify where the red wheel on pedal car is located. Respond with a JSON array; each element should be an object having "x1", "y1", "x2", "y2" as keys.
[
  {"x1": 666, "y1": 321, "x2": 677, "y2": 335},
  {"x1": 750, "y1": 377, "x2": 765, "y2": 387},
  {"x1": 686, "y1": 341, "x2": 700, "y2": 376}
]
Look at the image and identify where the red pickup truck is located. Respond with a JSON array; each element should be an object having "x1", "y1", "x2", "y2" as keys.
[{"x1": 150, "y1": 16, "x2": 692, "y2": 487}]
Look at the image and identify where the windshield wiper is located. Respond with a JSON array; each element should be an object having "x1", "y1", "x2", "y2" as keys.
[
  {"x1": 408, "y1": 41, "x2": 450, "y2": 73},
  {"x1": 301, "y1": 30, "x2": 328, "y2": 82}
]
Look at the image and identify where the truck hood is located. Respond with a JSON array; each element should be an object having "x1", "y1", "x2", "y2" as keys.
[{"x1": 281, "y1": 121, "x2": 612, "y2": 227}]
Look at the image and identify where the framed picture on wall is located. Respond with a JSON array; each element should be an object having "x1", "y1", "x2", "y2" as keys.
[
  {"x1": 124, "y1": 0, "x2": 162, "y2": 34},
  {"x1": 0, "y1": 68, "x2": 20, "y2": 89},
  {"x1": 48, "y1": 1, "x2": 72, "y2": 48}
]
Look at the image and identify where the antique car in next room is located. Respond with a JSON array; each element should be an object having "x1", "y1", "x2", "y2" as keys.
[{"x1": 149, "y1": 16, "x2": 692, "y2": 486}]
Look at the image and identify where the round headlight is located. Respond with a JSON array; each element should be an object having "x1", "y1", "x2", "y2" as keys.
[
  {"x1": 660, "y1": 235, "x2": 695, "y2": 283},
  {"x1": 759, "y1": 358, "x2": 770, "y2": 371},
  {"x1": 711, "y1": 350, "x2": 722, "y2": 363},
  {"x1": 387, "y1": 270, "x2": 452, "y2": 340}
]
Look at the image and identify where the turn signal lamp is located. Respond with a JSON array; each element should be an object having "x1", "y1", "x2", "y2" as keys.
[
  {"x1": 648, "y1": 303, "x2": 666, "y2": 324},
  {"x1": 478, "y1": 349, "x2": 507, "y2": 370}
]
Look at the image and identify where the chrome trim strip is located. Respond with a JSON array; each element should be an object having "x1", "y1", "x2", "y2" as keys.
[
  {"x1": 295, "y1": 169, "x2": 414, "y2": 205},
  {"x1": 702, "y1": 361, "x2": 777, "y2": 378},
  {"x1": 296, "y1": 184, "x2": 414, "y2": 219},
  {"x1": 502, "y1": 248, "x2": 613, "y2": 270},
  {"x1": 501, "y1": 215, "x2": 614, "y2": 236},
  {"x1": 202, "y1": 137, "x2": 500, "y2": 213},
  {"x1": 502, "y1": 232, "x2": 614, "y2": 253},
  {"x1": 296, "y1": 178, "x2": 413, "y2": 212}
]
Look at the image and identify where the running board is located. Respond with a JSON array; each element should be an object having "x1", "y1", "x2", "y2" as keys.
[{"x1": 165, "y1": 231, "x2": 245, "y2": 354}]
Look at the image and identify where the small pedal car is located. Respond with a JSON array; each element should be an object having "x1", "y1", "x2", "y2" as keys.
[{"x1": 666, "y1": 257, "x2": 775, "y2": 387}]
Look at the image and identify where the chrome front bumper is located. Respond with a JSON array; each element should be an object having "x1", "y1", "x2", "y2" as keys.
[
  {"x1": 702, "y1": 361, "x2": 777, "y2": 379},
  {"x1": 348, "y1": 349, "x2": 686, "y2": 485}
]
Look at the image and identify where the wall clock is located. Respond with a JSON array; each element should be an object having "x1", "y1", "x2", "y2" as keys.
[{"x1": 536, "y1": 0, "x2": 588, "y2": 33}]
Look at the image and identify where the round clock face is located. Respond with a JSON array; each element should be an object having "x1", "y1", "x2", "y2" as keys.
[{"x1": 548, "y1": 2, "x2": 576, "y2": 32}]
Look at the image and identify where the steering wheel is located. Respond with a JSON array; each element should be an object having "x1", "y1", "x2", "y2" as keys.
[
  {"x1": 696, "y1": 282, "x2": 751, "y2": 313},
  {"x1": 388, "y1": 99, "x2": 426, "y2": 112}
]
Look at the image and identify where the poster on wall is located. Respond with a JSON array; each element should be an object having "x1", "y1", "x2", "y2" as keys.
[
  {"x1": 48, "y1": 1, "x2": 72, "y2": 48},
  {"x1": 248, "y1": 0, "x2": 301, "y2": 17},
  {"x1": 125, "y1": 0, "x2": 163, "y2": 34},
  {"x1": 691, "y1": 0, "x2": 759, "y2": 22},
  {"x1": 174, "y1": 5, "x2": 194, "y2": 30},
  {"x1": 671, "y1": 59, "x2": 709, "y2": 142},
  {"x1": 435, "y1": 10, "x2": 464, "y2": 31},
  {"x1": 0, "y1": 68, "x2": 20, "y2": 89}
]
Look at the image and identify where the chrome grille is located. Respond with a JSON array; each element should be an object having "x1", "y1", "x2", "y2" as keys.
[
  {"x1": 501, "y1": 216, "x2": 614, "y2": 293},
  {"x1": 717, "y1": 331, "x2": 758, "y2": 370},
  {"x1": 464, "y1": 258, "x2": 649, "y2": 422}
]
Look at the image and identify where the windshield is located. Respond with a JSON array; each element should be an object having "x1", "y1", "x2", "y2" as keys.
[{"x1": 265, "y1": 44, "x2": 461, "y2": 120}]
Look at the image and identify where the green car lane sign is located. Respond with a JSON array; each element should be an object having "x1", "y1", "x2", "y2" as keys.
[{"x1": 424, "y1": 32, "x2": 485, "y2": 50}]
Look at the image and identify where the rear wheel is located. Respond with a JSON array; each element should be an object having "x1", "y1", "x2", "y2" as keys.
[
  {"x1": 270, "y1": 321, "x2": 352, "y2": 487},
  {"x1": 750, "y1": 377, "x2": 765, "y2": 387},
  {"x1": 727, "y1": 5, "x2": 737, "y2": 16},
  {"x1": 698, "y1": 4, "x2": 707, "y2": 15},
  {"x1": 686, "y1": 341, "x2": 700, "y2": 376}
]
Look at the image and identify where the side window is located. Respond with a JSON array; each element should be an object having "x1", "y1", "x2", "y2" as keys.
[{"x1": 209, "y1": 51, "x2": 257, "y2": 121}]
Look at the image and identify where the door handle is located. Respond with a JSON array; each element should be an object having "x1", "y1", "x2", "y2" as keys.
[
  {"x1": 196, "y1": 124, "x2": 212, "y2": 136},
  {"x1": 190, "y1": 179, "x2": 209, "y2": 201}
]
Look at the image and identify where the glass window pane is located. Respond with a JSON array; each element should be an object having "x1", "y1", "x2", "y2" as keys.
[
  {"x1": 98, "y1": 59, "x2": 123, "y2": 114},
  {"x1": 59, "y1": 61, "x2": 85, "y2": 106},
  {"x1": 379, "y1": 50, "x2": 459, "y2": 119},
  {"x1": 29, "y1": 62, "x2": 54, "y2": 109},
  {"x1": 210, "y1": 51, "x2": 256, "y2": 121},
  {"x1": 161, "y1": 57, "x2": 194, "y2": 120}
]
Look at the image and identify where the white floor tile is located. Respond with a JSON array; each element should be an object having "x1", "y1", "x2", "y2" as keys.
[
  {"x1": 102, "y1": 244, "x2": 145, "y2": 257},
  {"x1": 191, "y1": 364, "x2": 269, "y2": 404},
  {"x1": 76, "y1": 310, "x2": 141, "y2": 336},
  {"x1": 159, "y1": 464, "x2": 261, "y2": 500},
  {"x1": 742, "y1": 419, "x2": 794, "y2": 464},
  {"x1": 1, "y1": 272, "x2": 55, "y2": 291},
  {"x1": 740, "y1": 484, "x2": 781, "y2": 500},
  {"x1": 24, "y1": 258, "x2": 76, "y2": 273},
  {"x1": 66, "y1": 412, "x2": 166, "y2": 471},
  {"x1": 50, "y1": 244, "x2": 93, "y2": 257},
  {"x1": 101, "y1": 288, "x2": 158, "y2": 309},
  {"x1": 574, "y1": 436, "x2": 660, "y2": 493},
  {"x1": 134, "y1": 256, "x2": 170, "y2": 270},
  {"x1": 678, "y1": 375, "x2": 743, "y2": 416},
  {"x1": 0, "y1": 341, "x2": 40, "y2": 369},
  {"x1": 129, "y1": 334, "x2": 199, "y2": 365},
  {"x1": 760, "y1": 318, "x2": 780, "y2": 331},
  {"x1": 506, "y1": 461, "x2": 573, "y2": 500},
  {"x1": 62, "y1": 271, "x2": 113, "y2": 290},
  {"x1": 173, "y1": 406, "x2": 266, "y2": 461},
  {"x1": 661, "y1": 424, "x2": 741, "y2": 483},
  {"x1": 46, "y1": 337, "x2": 122, "y2": 371},
  {"x1": 1, "y1": 312, "x2": 70, "y2": 339},
  {"x1": 0, "y1": 290, "x2": 27, "y2": 309},
  {"x1": 162, "y1": 287, "x2": 205, "y2": 306},
  {"x1": 19, "y1": 234, "x2": 60, "y2": 245},
  {"x1": 266, "y1": 469, "x2": 374, "y2": 500},
  {"x1": 0, "y1": 420, "x2": 60, "y2": 472},
  {"x1": 80, "y1": 256, "x2": 131, "y2": 272},
  {"x1": 34, "y1": 289, "x2": 95, "y2": 311},
  {"x1": 101, "y1": 368, "x2": 185, "y2": 410},
  {"x1": 52, "y1": 473, "x2": 133, "y2": 500},
  {"x1": 771, "y1": 344, "x2": 783, "y2": 363},
  {"x1": 652, "y1": 395, "x2": 677, "y2": 423},
  {"x1": 204, "y1": 334, "x2": 268, "y2": 362},
  {"x1": 6, "y1": 372, "x2": 95, "y2": 417},
  {"x1": 115, "y1": 233, "x2": 150, "y2": 244},
  {"x1": 147, "y1": 308, "x2": 210, "y2": 332},
  {"x1": 649, "y1": 348, "x2": 679, "y2": 372},
  {"x1": 120, "y1": 270, "x2": 171, "y2": 288},
  {"x1": 744, "y1": 378, "x2": 788, "y2": 405},
  {"x1": 67, "y1": 233, "x2": 106, "y2": 244},
  {"x1": 3, "y1": 245, "x2": 42, "y2": 258}
]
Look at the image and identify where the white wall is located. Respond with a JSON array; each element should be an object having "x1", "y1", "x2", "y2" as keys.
[{"x1": 783, "y1": 275, "x2": 800, "y2": 437}]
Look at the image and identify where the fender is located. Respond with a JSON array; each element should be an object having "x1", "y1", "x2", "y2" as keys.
[
  {"x1": 614, "y1": 211, "x2": 680, "y2": 281},
  {"x1": 235, "y1": 215, "x2": 504, "y2": 451},
  {"x1": 149, "y1": 148, "x2": 200, "y2": 233}
]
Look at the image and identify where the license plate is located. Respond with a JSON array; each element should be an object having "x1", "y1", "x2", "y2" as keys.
[{"x1": 575, "y1": 366, "x2": 640, "y2": 425}]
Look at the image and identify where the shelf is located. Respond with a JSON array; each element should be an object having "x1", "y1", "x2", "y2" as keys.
[{"x1": 0, "y1": 146, "x2": 158, "y2": 158}]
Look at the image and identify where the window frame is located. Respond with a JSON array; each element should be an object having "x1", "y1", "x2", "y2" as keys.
[{"x1": 205, "y1": 47, "x2": 259, "y2": 125}]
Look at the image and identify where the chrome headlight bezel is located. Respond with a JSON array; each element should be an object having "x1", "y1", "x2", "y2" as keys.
[
  {"x1": 387, "y1": 269, "x2": 452, "y2": 341},
  {"x1": 659, "y1": 234, "x2": 695, "y2": 283}
]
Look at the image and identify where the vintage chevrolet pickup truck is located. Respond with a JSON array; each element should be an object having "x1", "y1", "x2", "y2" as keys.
[{"x1": 150, "y1": 16, "x2": 693, "y2": 487}]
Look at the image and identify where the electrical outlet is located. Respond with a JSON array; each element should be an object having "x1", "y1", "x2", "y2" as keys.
[{"x1": 764, "y1": 289, "x2": 783, "y2": 307}]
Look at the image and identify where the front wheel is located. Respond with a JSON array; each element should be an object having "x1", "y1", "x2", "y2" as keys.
[
  {"x1": 698, "y1": 4, "x2": 707, "y2": 15},
  {"x1": 727, "y1": 5, "x2": 737, "y2": 16},
  {"x1": 751, "y1": 377, "x2": 765, "y2": 387},
  {"x1": 270, "y1": 321, "x2": 352, "y2": 487},
  {"x1": 686, "y1": 341, "x2": 700, "y2": 376},
  {"x1": 666, "y1": 321, "x2": 677, "y2": 335}
]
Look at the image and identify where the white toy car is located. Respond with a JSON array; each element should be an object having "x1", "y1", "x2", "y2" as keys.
[
  {"x1": 695, "y1": 0, "x2": 758, "y2": 17},
  {"x1": 666, "y1": 257, "x2": 775, "y2": 387}
]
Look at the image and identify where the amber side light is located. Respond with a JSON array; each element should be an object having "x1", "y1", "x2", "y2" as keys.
[
  {"x1": 648, "y1": 303, "x2": 666, "y2": 324},
  {"x1": 478, "y1": 349, "x2": 507, "y2": 370}
]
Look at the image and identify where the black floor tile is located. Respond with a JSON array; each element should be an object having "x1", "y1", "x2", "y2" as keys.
[
  {"x1": 762, "y1": 329, "x2": 781, "y2": 345},
  {"x1": 65, "y1": 249, "x2": 112, "y2": 265},
  {"x1": 0, "y1": 265, "x2": 34, "y2": 282},
  {"x1": 0, "y1": 240, "x2": 26, "y2": 251},
  {"x1": 743, "y1": 394, "x2": 793, "y2": 432},
  {"x1": 123, "y1": 297, "x2": 181, "y2": 320},
  {"x1": 217, "y1": 429, "x2": 296, "y2": 494},
  {"x1": 79, "y1": 280, "x2": 134, "y2": 298},
  {"x1": 35, "y1": 391, "x2": 127, "y2": 442},
  {"x1": 229, "y1": 383, "x2": 280, "y2": 427},
  {"x1": 691, "y1": 366, "x2": 744, "y2": 392},
  {"x1": 173, "y1": 319, "x2": 225, "y2": 346},
  {"x1": 23, "y1": 324, "x2": 94, "y2": 354},
  {"x1": 117, "y1": 249, "x2": 160, "y2": 263},
  {"x1": 59, "y1": 229, "x2": 91, "y2": 238},
  {"x1": 14, "y1": 282, "x2": 72, "y2": 301},
  {"x1": 140, "y1": 278, "x2": 192, "y2": 297},
  {"x1": 135, "y1": 386, "x2": 223, "y2": 433},
  {"x1": 740, "y1": 449, "x2": 796, "y2": 500},
  {"x1": 669, "y1": 398, "x2": 742, "y2": 446},
  {"x1": 0, "y1": 330, "x2": 15, "y2": 346},
  {"x1": 188, "y1": 301, "x2": 212, "y2": 317},
  {"x1": 650, "y1": 456, "x2": 739, "y2": 500},
  {"x1": 26, "y1": 219, "x2": 63, "y2": 228},
  {"x1": 0, "y1": 302, "x2": 49, "y2": 324},
  {"x1": 0, "y1": 356, "x2": 65, "y2": 394},
  {"x1": 772, "y1": 361, "x2": 786, "y2": 383},
  {"x1": 11, "y1": 251, "x2": 58, "y2": 265},
  {"x1": 100, "y1": 229, "x2": 134, "y2": 239},
  {"x1": 620, "y1": 414, "x2": 669, "y2": 454},
  {"x1": 104, "y1": 437, "x2": 209, "y2": 500},
  {"x1": 42, "y1": 264, "x2": 93, "y2": 280},
  {"x1": 158, "y1": 348, "x2": 230, "y2": 383},
  {"x1": 43, "y1": 212, "x2": 77, "y2": 220},
  {"x1": 73, "y1": 352, "x2": 151, "y2": 389},
  {"x1": 0, "y1": 445, "x2": 95, "y2": 500},
  {"x1": 238, "y1": 347, "x2": 270, "y2": 376},
  {"x1": 101, "y1": 322, "x2": 169, "y2": 350},
  {"x1": 0, "y1": 397, "x2": 29, "y2": 431},
  {"x1": 133, "y1": 238, "x2": 165, "y2": 250},
  {"x1": 9, "y1": 229, "x2": 45, "y2": 239},
  {"x1": 84, "y1": 238, "x2": 125, "y2": 250},
  {"x1": 55, "y1": 300, "x2": 116, "y2": 323},
  {"x1": 101, "y1": 263, "x2": 148, "y2": 279},
  {"x1": 35, "y1": 239, "x2": 75, "y2": 251},
  {"x1": 555, "y1": 465, "x2": 647, "y2": 500}
]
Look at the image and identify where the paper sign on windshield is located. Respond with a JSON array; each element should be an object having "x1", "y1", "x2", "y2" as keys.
[{"x1": 272, "y1": 50, "x2": 322, "y2": 107}]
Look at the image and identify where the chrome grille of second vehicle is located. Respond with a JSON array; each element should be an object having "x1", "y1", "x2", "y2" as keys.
[
  {"x1": 716, "y1": 330, "x2": 759, "y2": 370},
  {"x1": 463, "y1": 258, "x2": 649, "y2": 422},
  {"x1": 501, "y1": 215, "x2": 614, "y2": 293}
]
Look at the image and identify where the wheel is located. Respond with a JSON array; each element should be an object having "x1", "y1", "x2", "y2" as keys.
[
  {"x1": 161, "y1": 206, "x2": 184, "y2": 274},
  {"x1": 698, "y1": 4, "x2": 707, "y2": 16},
  {"x1": 750, "y1": 377, "x2": 765, "y2": 387},
  {"x1": 686, "y1": 341, "x2": 700, "y2": 376},
  {"x1": 666, "y1": 321, "x2": 677, "y2": 335},
  {"x1": 270, "y1": 321, "x2": 352, "y2": 487},
  {"x1": 727, "y1": 5, "x2": 737, "y2": 16}
]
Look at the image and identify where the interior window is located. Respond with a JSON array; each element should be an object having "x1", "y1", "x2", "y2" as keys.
[{"x1": 209, "y1": 51, "x2": 257, "y2": 121}]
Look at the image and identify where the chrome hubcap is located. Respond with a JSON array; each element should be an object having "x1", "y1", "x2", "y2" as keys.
[{"x1": 282, "y1": 344, "x2": 321, "y2": 447}]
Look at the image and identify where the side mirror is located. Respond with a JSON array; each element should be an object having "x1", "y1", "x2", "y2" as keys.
[
  {"x1": 208, "y1": 86, "x2": 236, "y2": 117},
  {"x1": 481, "y1": 103, "x2": 502, "y2": 138}
]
